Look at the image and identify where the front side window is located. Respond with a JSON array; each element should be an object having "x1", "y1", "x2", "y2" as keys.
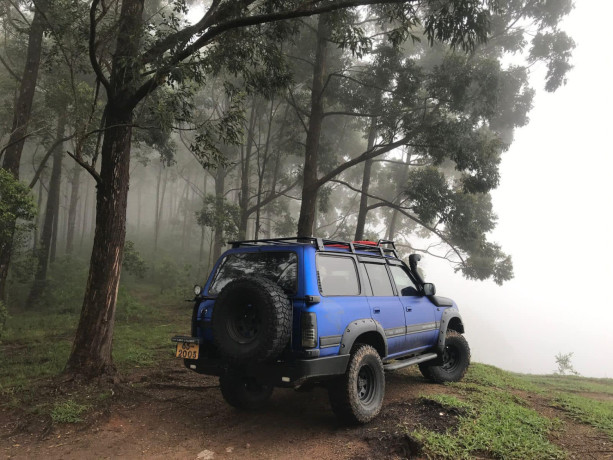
[
  {"x1": 317, "y1": 256, "x2": 360, "y2": 296},
  {"x1": 209, "y1": 252, "x2": 297, "y2": 295},
  {"x1": 364, "y1": 263, "x2": 394, "y2": 296},
  {"x1": 389, "y1": 265, "x2": 419, "y2": 296}
]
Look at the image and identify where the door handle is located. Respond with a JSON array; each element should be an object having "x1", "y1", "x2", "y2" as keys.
[
  {"x1": 406, "y1": 307, "x2": 412, "y2": 312},
  {"x1": 373, "y1": 308, "x2": 380, "y2": 314}
]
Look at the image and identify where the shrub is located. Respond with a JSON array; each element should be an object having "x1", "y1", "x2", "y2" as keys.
[{"x1": 123, "y1": 240, "x2": 147, "y2": 278}]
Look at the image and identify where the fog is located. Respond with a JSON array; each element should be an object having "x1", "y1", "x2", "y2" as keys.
[{"x1": 423, "y1": 1, "x2": 613, "y2": 377}]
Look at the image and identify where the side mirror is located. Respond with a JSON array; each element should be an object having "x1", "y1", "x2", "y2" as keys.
[
  {"x1": 401, "y1": 286, "x2": 419, "y2": 296},
  {"x1": 423, "y1": 283, "x2": 436, "y2": 296}
]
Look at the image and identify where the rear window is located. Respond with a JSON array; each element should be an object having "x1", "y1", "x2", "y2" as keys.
[
  {"x1": 209, "y1": 252, "x2": 298, "y2": 295},
  {"x1": 317, "y1": 255, "x2": 360, "y2": 296}
]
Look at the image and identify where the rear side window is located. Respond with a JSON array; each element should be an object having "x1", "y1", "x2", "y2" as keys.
[
  {"x1": 317, "y1": 256, "x2": 360, "y2": 296},
  {"x1": 364, "y1": 263, "x2": 394, "y2": 296},
  {"x1": 209, "y1": 252, "x2": 297, "y2": 295}
]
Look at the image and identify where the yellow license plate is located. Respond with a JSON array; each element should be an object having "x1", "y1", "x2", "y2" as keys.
[{"x1": 175, "y1": 342, "x2": 199, "y2": 359}]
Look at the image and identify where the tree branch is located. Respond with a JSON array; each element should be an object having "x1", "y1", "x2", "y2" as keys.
[
  {"x1": 322, "y1": 110, "x2": 377, "y2": 119},
  {"x1": 286, "y1": 90, "x2": 309, "y2": 134},
  {"x1": 330, "y1": 178, "x2": 466, "y2": 266},
  {"x1": 245, "y1": 178, "x2": 301, "y2": 216},
  {"x1": 89, "y1": 0, "x2": 111, "y2": 95},
  {"x1": 28, "y1": 133, "x2": 78, "y2": 189},
  {"x1": 0, "y1": 55, "x2": 21, "y2": 82},
  {"x1": 316, "y1": 135, "x2": 411, "y2": 188},
  {"x1": 66, "y1": 150, "x2": 102, "y2": 185},
  {"x1": 133, "y1": 0, "x2": 410, "y2": 101},
  {"x1": 140, "y1": 0, "x2": 224, "y2": 64}
]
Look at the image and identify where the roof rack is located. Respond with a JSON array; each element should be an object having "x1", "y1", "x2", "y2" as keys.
[{"x1": 228, "y1": 237, "x2": 400, "y2": 259}]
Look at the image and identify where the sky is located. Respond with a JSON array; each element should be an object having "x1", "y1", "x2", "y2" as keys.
[{"x1": 423, "y1": 1, "x2": 613, "y2": 377}]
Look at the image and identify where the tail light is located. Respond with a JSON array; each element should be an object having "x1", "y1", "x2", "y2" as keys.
[{"x1": 301, "y1": 312, "x2": 317, "y2": 348}]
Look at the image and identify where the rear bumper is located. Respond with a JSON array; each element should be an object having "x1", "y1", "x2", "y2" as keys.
[{"x1": 172, "y1": 336, "x2": 349, "y2": 387}]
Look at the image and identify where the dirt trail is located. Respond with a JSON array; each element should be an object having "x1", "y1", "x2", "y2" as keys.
[
  {"x1": 2, "y1": 362, "x2": 612, "y2": 459},
  {"x1": 0, "y1": 362, "x2": 455, "y2": 460}
]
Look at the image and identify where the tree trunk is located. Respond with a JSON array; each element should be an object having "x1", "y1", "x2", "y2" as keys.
[
  {"x1": 65, "y1": 107, "x2": 133, "y2": 378},
  {"x1": 354, "y1": 119, "x2": 377, "y2": 241},
  {"x1": 238, "y1": 101, "x2": 257, "y2": 240},
  {"x1": 33, "y1": 179, "x2": 44, "y2": 251},
  {"x1": 65, "y1": 0, "x2": 144, "y2": 378},
  {"x1": 180, "y1": 176, "x2": 190, "y2": 252},
  {"x1": 0, "y1": 5, "x2": 47, "y2": 300},
  {"x1": 27, "y1": 112, "x2": 67, "y2": 304},
  {"x1": 50, "y1": 179, "x2": 61, "y2": 263},
  {"x1": 265, "y1": 104, "x2": 289, "y2": 238},
  {"x1": 136, "y1": 181, "x2": 141, "y2": 233},
  {"x1": 386, "y1": 151, "x2": 411, "y2": 240},
  {"x1": 66, "y1": 164, "x2": 81, "y2": 255},
  {"x1": 297, "y1": 16, "x2": 328, "y2": 237},
  {"x1": 153, "y1": 164, "x2": 168, "y2": 251},
  {"x1": 254, "y1": 98, "x2": 275, "y2": 239},
  {"x1": 80, "y1": 179, "x2": 91, "y2": 250},
  {"x1": 212, "y1": 165, "x2": 225, "y2": 260},
  {"x1": 154, "y1": 163, "x2": 162, "y2": 250},
  {"x1": 198, "y1": 226, "x2": 205, "y2": 267}
]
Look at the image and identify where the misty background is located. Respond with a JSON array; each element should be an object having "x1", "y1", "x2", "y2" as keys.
[{"x1": 424, "y1": 1, "x2": 613, "y2": 377}]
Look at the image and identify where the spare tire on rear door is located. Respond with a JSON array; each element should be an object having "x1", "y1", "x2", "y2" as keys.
[{"x1": 212, "y1": 276, "x2": 291, "y2": 363}]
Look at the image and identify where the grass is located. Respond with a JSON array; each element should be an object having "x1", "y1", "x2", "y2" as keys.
[
  {"x1": 554, "y1": 392, "x2": 613, "y2": 440},
  {"x1": 522, "y1": 374, "x2": 613, "y2": 396},
  {"x1": 463, "y1": 362, "x2": 541, "y2": 393},
  {"x1": 414, "y1": 364, "x2": 565, "y2": 459},
  {"x1": 50, "y1": 399, "x2": 92, "y2": 423},
  {"x1": 0, "y1": 309, "x2": 74, "y2": 397},
  {"x1": 0, "y1": 281, "x2": 189, "y2": 411}
]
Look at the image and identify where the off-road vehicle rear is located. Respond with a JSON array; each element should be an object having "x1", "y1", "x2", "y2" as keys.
[{"x1": 172, "y1": 238, "x2": 469, "y2": 423}]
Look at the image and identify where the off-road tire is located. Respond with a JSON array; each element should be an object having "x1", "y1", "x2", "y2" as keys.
[
  {"x1": 212, "y1": 276, "x2": 291, "y2": 363},
  {"x1": 328, "y1": 344, "x2": 385, "y2": 424},
  {"x1": 219, "y1": 371, "x2": 273, "y2": 410},
  {"x1": 418, "y1": 362, "x2": 435, "y2": 381},
  {"x1": 419, "y1": 330, "x2": 470, "y2": 383}
]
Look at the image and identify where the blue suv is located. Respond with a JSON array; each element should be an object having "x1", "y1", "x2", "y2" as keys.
[{"x1": 172, "y1": 238, "x2": 470, "y2": 424}]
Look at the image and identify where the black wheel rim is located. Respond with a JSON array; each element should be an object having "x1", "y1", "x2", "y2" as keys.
[
  {"x1": 441, "y1": 344, "x2": 460, "y2": 372},
  {"x1": 357, "y1": 364, "x2": 376, "y2": 404},
  {"x1": 227, "y1": 302, "x2": 261, "y2": 344}
]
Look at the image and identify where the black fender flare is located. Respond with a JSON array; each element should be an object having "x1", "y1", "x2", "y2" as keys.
[
  {"x1": 339, "y1": 318, "x2": 388, "y2": 357},
  {"x1": 436, "y1": 307, "x2": 465, "y2": 354}
]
